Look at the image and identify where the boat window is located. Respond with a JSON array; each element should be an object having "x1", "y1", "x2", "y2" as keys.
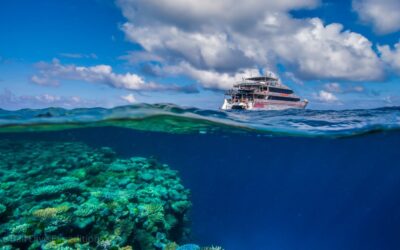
[
  {"x1": 268, "y1": 96, "x2": 300, "y2": 102},
  {"x1": 268, "y1": 87, "x2": 293, "y2": 94}
]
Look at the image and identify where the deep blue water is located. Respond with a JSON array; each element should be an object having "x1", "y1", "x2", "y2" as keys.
[
  {"x1": 1, "y1": 105, "x2": 400, "y2": 249},
  {"x1": 2, "y1": 127, "x2": 400, "y2": 250}
]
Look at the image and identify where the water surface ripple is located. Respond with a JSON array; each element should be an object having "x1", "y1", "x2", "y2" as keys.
[{"x1": 0, "y1": 104, "x2": 399, "y2": 137}]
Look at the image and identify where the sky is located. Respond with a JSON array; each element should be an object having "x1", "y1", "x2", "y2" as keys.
[{"x1": 0, "y1": 0, "x2": 400, "y2": 110}]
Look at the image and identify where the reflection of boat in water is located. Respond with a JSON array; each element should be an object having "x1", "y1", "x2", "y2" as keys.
[{"x1": 221, "y1": 75, "x2": 308, "y2": 110}]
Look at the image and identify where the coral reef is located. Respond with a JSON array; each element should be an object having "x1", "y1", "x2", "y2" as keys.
[
  {"x1": 0, "y1": 140, "x2": 193, "y2": 250},
  {"x1": 177, "y1": 244, "x2": 200, "y2": 250}
]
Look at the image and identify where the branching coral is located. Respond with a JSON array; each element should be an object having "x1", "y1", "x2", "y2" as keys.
[
  {"x1": 32, "y1": 206, "x2": 70, "y2": 219},
  {"x1": 31, "y1": 182, "x2": 82, "y2": 197},
  {"x1": 0, "y1": 140, "x2": 192, "y2": 250}
]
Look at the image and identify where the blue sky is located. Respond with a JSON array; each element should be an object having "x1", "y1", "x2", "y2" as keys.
[{"x1": 0, "y1": 0, "x2": 399, "y2": 110}]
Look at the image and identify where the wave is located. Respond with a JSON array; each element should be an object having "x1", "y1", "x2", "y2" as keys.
[{"x1": 0, "y1": 104, "x2": 400, "y2": 137}]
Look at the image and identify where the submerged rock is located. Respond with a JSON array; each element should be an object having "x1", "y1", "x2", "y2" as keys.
[{"x1": 0, "y1": 140, "x2": 192, "y2": 250}]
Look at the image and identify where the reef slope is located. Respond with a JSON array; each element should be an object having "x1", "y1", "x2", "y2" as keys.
[{"x1": 0, "y1": 140, "x2": 191, "y2": 250}]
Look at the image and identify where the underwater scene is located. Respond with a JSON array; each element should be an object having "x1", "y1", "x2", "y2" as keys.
[{"x1": 0, "y1": 104, "x2": 400, "y2": 250}]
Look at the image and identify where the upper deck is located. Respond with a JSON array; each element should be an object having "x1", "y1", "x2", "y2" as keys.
[
  {"x1": 227, "y1": 75, "x2": 296, "y2": 97},
  {"x1": 233, "y1": 80, "x2": 291, "y2": 92},
  {"x1": 245, "y1": 76, "x2": 278, "y2": 81}
]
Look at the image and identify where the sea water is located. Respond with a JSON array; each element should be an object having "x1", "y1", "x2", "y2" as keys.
[{"x1": 0, "y1": 104, "x2": 400, "y2": 250}]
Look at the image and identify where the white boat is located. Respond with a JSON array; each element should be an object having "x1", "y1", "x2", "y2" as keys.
[{"x1": 221, "y1": 75, "x2": 308, "y2": 110}]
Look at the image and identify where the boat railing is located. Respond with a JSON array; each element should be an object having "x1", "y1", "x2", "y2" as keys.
[{"x1": 235, "y1": 79, "x2": 280, "y2": 86}]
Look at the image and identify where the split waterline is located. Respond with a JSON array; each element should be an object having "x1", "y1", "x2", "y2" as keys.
[{"x1": 0, "y1": 104, "x2": 400, "y2": 249}]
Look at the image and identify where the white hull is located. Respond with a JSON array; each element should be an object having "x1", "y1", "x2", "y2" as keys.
[{"x1": 221, "y1": 99, "x2": 307, "y2": 111}]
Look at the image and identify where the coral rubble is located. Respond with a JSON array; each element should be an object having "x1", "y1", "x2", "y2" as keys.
[{"x1": 0, "y1": 140, "x2": 192, "y2": 250}]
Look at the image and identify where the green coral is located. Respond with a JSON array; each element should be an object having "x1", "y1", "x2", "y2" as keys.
[
  {"x1": 0, "y1": 204, "x2": 6, "y2": 215},
  {"x1": 171, "y1": 200, "x2": 191, "y2": 213},
  {"x1": 31, "y1": 181, "x2": 82, "y2": 197},
  {"x1": 0, "y1": 140, "x2": 192, "y2": 250},
  {"x1": 73, "y1": 200, "x2": 100, "y2": 217}
]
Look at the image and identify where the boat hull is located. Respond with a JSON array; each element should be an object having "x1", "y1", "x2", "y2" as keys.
[{"x1": 221, "y1": 99, "x2": 308, "y2": 110}]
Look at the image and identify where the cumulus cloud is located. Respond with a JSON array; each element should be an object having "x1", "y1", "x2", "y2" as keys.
[
  {"x1": 116, "y1": 0, "x2": 385, "y2": 90},
  {"x1": 121, "y1": 93, "x2": 137, "y2": 103},
  {"x1": 315, "y1": 90, "x2": 338, "y2": 102},
  {"x1": 270, "y1": 18, "x2": 383, "y2": 81},
  {"x1": 117, "y1": 0, "x2": 319, "y2": 31},
  {"x1": 31, "y1": 59, "x2": 196, "y2": 93},
  {"x1": 353, "y1": 0, "x2": 400, "y2": 34},
  {"x1": 378, "y1": 41, "x2": 400, "y2": 74},
  {"x1": 122, "y1": 23, "x2": 256, "y2": 72},
  {"x1": 162, "y1": 62, "x2": 260, "y2": 90},
  {"x1": 31, "y1": 58, "x2": 154, "y2": 90}
]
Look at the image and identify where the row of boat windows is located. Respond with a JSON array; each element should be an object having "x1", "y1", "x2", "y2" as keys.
[
  {"x1": 239, "y1": 87, "x2": 294, "y2": 94},
  {"x1": 232, "y1": 95, "x2": 300, "y2": 102},
  {"x1": 268, "y1": 96, "x2": 300, "y2": 102},
  {"x1": 268, "y1": 87, "x2": 293, "y2": 94}
]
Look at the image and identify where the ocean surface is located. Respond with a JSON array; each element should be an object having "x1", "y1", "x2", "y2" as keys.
[{"x1": 1, "y1": 104, "x2": 400, "y2": 250}]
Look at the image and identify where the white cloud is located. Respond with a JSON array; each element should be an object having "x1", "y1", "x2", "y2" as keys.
[
  {"x1": 353, "y1": 0, "x2": 400, "y2": 34},
  {"x1": 31, "y1": 59, "x2": 157, "y2": 90},
  {"x1": 121, "y1": 93, "x2": 137, "y2": 103},
  {"x1": 121, "y1": 23, "x2": 255, "y2": 72},
  {"x1": 117, "y1": 0, "x2": 385, "y2": 89},
  {"x1": 162, "y1": 62, "x2": 259, "y2": 90},
  {"x1": 315, "y1": 90, "x2": 338, "y2": 102},
  {"x1": 270, "y1": 18, "x2": 383, "y2": 81},
  {"x1": 378, "y1": 41, "x2": 400, "y2": 74},
  {"x1": 117, "y1": 0, "x2": 319, "y2": 30}
]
